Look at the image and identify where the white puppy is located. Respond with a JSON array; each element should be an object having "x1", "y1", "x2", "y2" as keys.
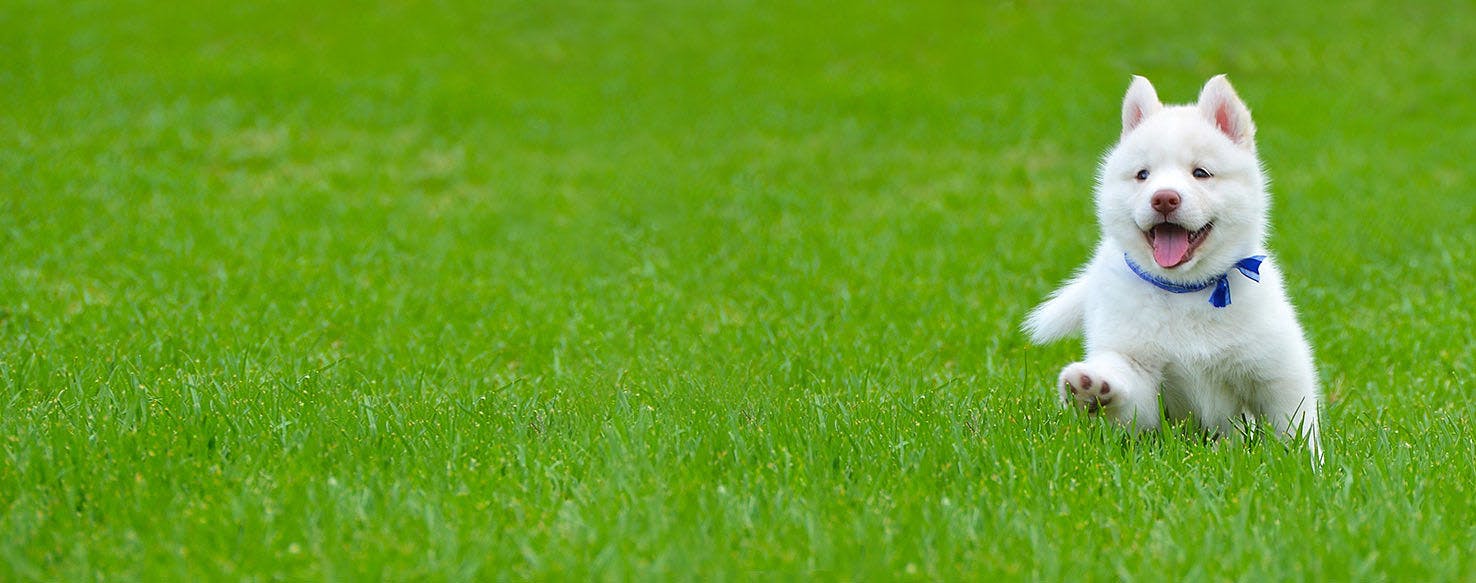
[{"x1": 1024, "y1": 75, "x2": 1323, "y2": 461}]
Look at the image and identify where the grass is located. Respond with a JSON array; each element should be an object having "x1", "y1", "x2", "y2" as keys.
[{"x1": 3, "y1": 0, "x2": 1474, "y2": 579}]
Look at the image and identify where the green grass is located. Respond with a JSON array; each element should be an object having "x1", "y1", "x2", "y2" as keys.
[{"x1": 3, "y1": 0, "x2": 1474, "y2": 579}]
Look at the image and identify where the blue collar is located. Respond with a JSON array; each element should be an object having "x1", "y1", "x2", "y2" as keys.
[{"x1": 1123, "y1": 253, "x2": 1266, "y2": 308}]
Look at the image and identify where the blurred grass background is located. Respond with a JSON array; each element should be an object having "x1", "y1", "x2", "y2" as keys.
[{"x1": 2, "y1": 0, "x2": 1473, "y2": 579}]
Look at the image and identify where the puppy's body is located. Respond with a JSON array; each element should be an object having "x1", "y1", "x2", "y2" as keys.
[{"x1": 1025, "y1": 76, "x2": 1322, "y2": 460}]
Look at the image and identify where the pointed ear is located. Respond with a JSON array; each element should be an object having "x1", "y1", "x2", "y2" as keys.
[
  {"x1": 1121, "y1": 75, "x2": 1162, "y2": 136},
  {"x1": 1197, "y1": 74, "x2": 1256, "y2": 149}
]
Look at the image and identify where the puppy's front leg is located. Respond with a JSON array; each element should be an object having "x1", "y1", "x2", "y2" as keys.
[
  {"x1": 1253, "y1": 379, "x2": 1324, "y2": 464},
  {"x1": 1059, "y1": 352, "x2": 1162, "y2": 432}
]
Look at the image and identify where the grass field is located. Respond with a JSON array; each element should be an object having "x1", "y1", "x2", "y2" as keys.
[{"x1": 4, "y1": 0, "x2": 1475, "y2": 579}]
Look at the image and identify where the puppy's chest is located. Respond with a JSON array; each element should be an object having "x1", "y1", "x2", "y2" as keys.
[
  {"x1": 1138, "y1": 309, "x2": 1265, "y2": 395},
  {"x1": 1148, "y1": 310, "x2": 1248, "y2": 355},
  {"x1": 1089, "y1": 288, "x2": 1264, "y2": 359}
]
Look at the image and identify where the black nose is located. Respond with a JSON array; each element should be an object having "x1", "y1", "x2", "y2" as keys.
[{"x1": 1151, "y1": 189, "x2": 1181, "y2": 214}]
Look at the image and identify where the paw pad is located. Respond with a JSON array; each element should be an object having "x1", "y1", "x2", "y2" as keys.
[{"x1": 1061, "y1": 367, "x2": 1114, "y2": 415}]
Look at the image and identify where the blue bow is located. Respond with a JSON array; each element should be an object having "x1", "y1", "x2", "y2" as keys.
[{"x1": 1123, "y1": 254, "x2": 1266, "y2": 308}]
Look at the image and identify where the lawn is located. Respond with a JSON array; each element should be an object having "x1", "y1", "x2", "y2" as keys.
[{"x1": 3, "y1": 0, "x2": 1474, "y2": 579}]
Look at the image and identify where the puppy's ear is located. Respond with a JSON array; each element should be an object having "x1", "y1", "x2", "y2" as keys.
[
  {"x1": 1198, "y1": 74, "x2": 1256, "y2": 149},
  {"x1": 1122, "y1": 75, "x2": 1162, "y2": 136}
]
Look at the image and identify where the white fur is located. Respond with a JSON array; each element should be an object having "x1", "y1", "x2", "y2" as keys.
[{"x1": 1024, "y1": 75, "x2": 1323, "y2": 462}]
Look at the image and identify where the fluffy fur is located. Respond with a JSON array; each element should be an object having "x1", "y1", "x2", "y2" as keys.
[{"x1": 1024, "y1": 75, "x2": 1323, "y2": 462}]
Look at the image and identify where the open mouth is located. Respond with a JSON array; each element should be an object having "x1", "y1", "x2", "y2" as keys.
[{"x1": 1144, "y1": 222, "x2": 1213, "y2": 268}]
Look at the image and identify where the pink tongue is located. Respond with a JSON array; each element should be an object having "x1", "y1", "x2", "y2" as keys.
[{"x1": 1152, "y1": 225, "x2": 1191, "y2": 268}]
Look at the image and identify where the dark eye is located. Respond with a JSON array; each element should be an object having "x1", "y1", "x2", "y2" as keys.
[
  {"x1": 1192, "y1": 167, "x2": 1212, "y2": 179},
  {"x1": 1135, "y1": 169, "x2": 1150, "y2": 181}
]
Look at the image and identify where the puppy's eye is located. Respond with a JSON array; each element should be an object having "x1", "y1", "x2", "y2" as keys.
[
  {"x1": 1135, "y1": 169, "x2": 1150, "y2": 181},
  {"x1": 1192, "y1": 168, "x2": 1212, "y2": 179}
]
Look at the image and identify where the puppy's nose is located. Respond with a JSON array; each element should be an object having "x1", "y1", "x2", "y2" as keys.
[{"x1": 1151, "y1": 189, "x2": 1181, "y2": 214}]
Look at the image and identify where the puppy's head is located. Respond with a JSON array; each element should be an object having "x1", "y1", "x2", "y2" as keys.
[{"x1": 1096, "y1": 75, "x2": 1269, "y2": 283}]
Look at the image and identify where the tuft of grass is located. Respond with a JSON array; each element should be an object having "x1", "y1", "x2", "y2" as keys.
[{"x1": 2, "y1": 0, "x2": 1473, "y2": 579}]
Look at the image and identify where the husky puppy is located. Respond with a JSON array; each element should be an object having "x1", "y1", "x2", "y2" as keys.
[{"x1": 1024, "y1": 75, "x2": 1322, "y2": 460}]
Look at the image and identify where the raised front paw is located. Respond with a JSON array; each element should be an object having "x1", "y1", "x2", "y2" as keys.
[{"x1": 1059, "y1": 362, "x2": 1115, "y2": 414}]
